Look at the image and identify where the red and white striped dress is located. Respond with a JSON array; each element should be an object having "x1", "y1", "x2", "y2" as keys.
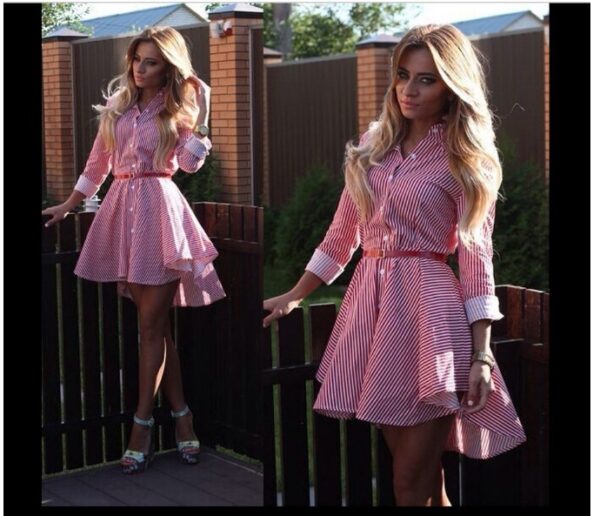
[
  {"x1": 73, "y1": 87, "x2": 226, "y2": 307},
  {"x1": 306, "y1": 121, "x2": 526, "y2": 459}
]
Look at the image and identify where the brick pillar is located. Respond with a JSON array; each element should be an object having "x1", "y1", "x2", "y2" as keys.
[
  {"x1": 355, "y1": 35, "x2": 399, "y2": 135},
  {"x1": 208, "y1": 4, "x2": 263, "y2": 205},
  {"x1": 42, "y1": 33, "x2": 88, "y2": 201},
  {"x1": 262, "y1": 48, "x2": 283, "y2": 206},
  {"x1": 543, "y1": 14, "x2": 549, "y2": 184}
]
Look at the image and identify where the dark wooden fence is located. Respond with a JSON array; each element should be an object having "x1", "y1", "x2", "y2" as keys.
[
  {"x1": 266, "y1": 54, "x2": 358, "y2": 208},
  {"x1": 41, "y1": 202, "x2": 263, "y2": 475},
  {"x1": 262, "y1": 285, "x2": 549, "y2": 506}
]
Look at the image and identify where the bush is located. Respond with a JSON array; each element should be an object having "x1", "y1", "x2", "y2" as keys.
[
  {"x1": 493, "y1": 133, "x2": 549, "y2": 291},
  {"x1": 172, "y1": 152, "x2": 219, "y2": 203},
  {"x1": 273, "y1": 165, "x2": 348, "y2": 286}
]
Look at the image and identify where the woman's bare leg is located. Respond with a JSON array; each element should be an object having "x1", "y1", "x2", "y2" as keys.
[
  {"x1": 381, "y1": 414, "x2": 455, "y2": 506},
  {"x1": 124, "y1": 280, "x2": 179, "y2": 453},
  {"x1": 158, "y1": 314, "x2": 197, "y2": 442}
]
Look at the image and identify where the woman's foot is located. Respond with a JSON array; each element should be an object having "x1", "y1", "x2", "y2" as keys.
[
  {"x1": 120, "y1": 415, "x2": 155, "y2": 474},
  {"x1": 172, "y1": 405, "x2": 201, "y2": 465}
]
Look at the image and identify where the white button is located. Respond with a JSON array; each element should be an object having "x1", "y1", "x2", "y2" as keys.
[
  {"x1": 130, "y1": 143, "x2": 133, "y2": 148},
  {"x1": 129, "y1": 207, "x2": 133, "y2": 212},
  {"x1": 131, "y1": 229, "x2": 134, "y2": 233},
  {"x1": 380, "y1": 206, "x2": 384, "y2": 212},
  {"x1": 379, "y1": 269, "x2": 385, "y2": 275},
  {"x1": 388, "y1": 175, "x2": 393, "y2": 181},
  {"x1": 383, "y1": 235, "x2": 388, "y2": 241},
  {"x1": 133, "y1": 122, "x2": 137, "y2": 128},
  {"x1": 131, "y1": 184, "x2": 135, "y2": 190},
  {"x1": 132, "y1": 164, "x2": 136, "y2": 168},
  {"x1": 410, "y1": 153, "x2": 416, "y2": 160}
]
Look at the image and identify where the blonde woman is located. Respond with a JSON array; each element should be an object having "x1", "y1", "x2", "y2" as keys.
[
  {"x1": 42, "y1": 27, "x2": 225, "y2": 474},
  {"x1": 263, "y1": 25, "x2": 526, "y2": 506}
]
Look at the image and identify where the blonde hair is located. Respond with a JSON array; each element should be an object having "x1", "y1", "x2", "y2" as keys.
[
  {"x1": 345, "y1": 24, "x2": 503, "y2": 248},
  {"x1": 92, "y1": 26, "x2": 201, "y2": 171}
]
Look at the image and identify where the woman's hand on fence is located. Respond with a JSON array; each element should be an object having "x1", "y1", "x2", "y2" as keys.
[
  {"x1": 41, "y1": 203, "x2": 70, "y2": 228},
  {"x1": 463, "y1": 362, "x2": 493, "y2": 414},
  {"x1": 262, "y1": 293, "x2": 301, "y2": 328}
]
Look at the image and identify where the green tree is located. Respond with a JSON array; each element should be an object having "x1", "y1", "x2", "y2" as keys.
[
  {"x1": 42, "y1": 3, "x2": 92, "y2": 37},
  {"x1": 204, "y1": 3, "x2": 414, "y2": 59},
  {"x1": 493, "y1": 133, "x2": 549, "y2": 291},
  {"x1": 290, "y1": 3, "x2": 412, "y2": 59}
]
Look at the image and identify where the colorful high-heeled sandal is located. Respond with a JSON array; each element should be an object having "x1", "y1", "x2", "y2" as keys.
[
  {"x1": 120, "y1": 414, "x2": 155, "y2": 474},
  {"x1": 171, "y1": 405, "x2": 201, "y2": 465}
]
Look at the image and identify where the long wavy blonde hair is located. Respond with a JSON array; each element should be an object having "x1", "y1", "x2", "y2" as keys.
[
  {"x1": 345, "y1": 24, "x2": 503, "y2": 248},
  {"x1": 92, "y1": 26, "x2": 201, "y2": 171}
]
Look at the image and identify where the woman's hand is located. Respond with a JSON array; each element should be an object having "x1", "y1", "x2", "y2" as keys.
[
  {"x1": 186, "y1": 74, "x2": 211, "y2": 127},
  {"x1": 41, "y1": 203, "x2": 70, "y2": 228},
  {"x1": 263, "y1": 293, "x2": 301, "y2": 328},
  {"x1": 463, "y1": 362, "x2": 493, "y2": 414}
]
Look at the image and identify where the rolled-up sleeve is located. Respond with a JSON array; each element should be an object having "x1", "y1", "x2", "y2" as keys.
[
  {"x1": 305, "y1": 185, "x2": 360, "y2": 285},
  {"x1": 456, "y1": 194, "x2": 504, "y2": 324},
  {"x1": 175, "y1": 127, "x2": 211, "y2": 173},
  {"x1": 74, "y1": 128, "x2": 113, "y2": 199}
]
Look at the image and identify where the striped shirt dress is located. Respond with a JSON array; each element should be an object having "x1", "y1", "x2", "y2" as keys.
[
  {"x1": 72, "y1": 87, "x2": 226, "y2": 307},
  {"x1": 305, "y1": 121, "x2": 526, "y2": 459}
]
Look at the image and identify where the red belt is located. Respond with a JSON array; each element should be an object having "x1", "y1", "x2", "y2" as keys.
[
  {"x1": 363, "y1": 248, "x2": 447, "y2": 261},
  {"x1": 113, "y1": 173, "x2": 172, "y2": 180}
]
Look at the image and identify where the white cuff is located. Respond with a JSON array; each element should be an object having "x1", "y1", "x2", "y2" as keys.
[
  {"x1": 464, "y1": 295, "x2": 504, "y2": 325},
  {"x1": 74, "y1": 175, "x2": 99, "y2": 199},
  {"x1": 183, "y1": 136, "x2": 210, "y2": 158},
  {"x1": 305, "y1": 248, "x2": 345, "y2": 285}
]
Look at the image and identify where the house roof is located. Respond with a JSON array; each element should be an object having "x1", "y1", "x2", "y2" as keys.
[
  {"x1": 47, "y1": 3, "x2": 205, "y2": 38},
  {"x1": 395, "y1": 10, "x2": 542, "y2": 38},
  {"x1": 450, "y1": 10, "x2": 539, "y2": 36}
]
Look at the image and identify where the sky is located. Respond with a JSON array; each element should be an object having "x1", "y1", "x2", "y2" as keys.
[{"x1": 82, "y1": 1, "x2": 549, "y2": 26}]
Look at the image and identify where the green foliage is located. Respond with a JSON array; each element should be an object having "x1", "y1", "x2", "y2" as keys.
[
  {"x1": 291, "y1": 8, "x2": 356, "y2": 58},
  {"x1": 171, "y1": 153, "x2": 220, "y2": 203},
  {"x1": 197, "y1": 3, "x2": 416, "y2": 59},
  {"x1": 493, "y1": 133, "x2": 549, "y2": 291},
  {"x1": 290, "y1": 3, "x2": 411, "y2": 59},
  {"x1": 272, "y1": 165, "x2": 345, "y2": 285},
  {"x1": 42, "y1": 3, "x2": 92, "y2": 36}
]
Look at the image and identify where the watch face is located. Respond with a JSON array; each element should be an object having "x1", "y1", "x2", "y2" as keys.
[{"x1": 197, "y1": 125, "x2": 209, "y2": 136}]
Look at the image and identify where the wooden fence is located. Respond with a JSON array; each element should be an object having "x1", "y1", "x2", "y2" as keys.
[
  {"x1": 41, "y1": 202, "x2": 264, "y2": 475},
  {"x1": 262, "y1": 285, "x2": 549, "y2": 506}
]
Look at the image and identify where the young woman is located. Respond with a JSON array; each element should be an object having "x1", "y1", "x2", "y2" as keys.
[
  {"x1": 263, "y1": 24, "x2": 526, "y2": 506},
  {"x1": 42, "y1": 26, "x2": 225, "y2": 474}
]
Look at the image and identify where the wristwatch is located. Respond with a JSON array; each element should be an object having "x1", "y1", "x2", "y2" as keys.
[
  {"x1": 471, "y1": 351, "x2": 495, "y2": 371},
  {"x1": 195, "y1": 124, "x2": 209, "y2": 137}
]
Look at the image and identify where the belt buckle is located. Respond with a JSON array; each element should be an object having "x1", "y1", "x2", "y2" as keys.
[{"x1": 377, "y1": 249, "x2": 386, "y2": 258}]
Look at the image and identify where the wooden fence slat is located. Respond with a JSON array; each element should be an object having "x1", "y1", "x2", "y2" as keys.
[
  {"x1": 376, "y1": 432, "x2": 395, "y2": 506},
  {"x1": 100, "y1": 283, "x2": 123, "y2": 460},
  {"x1": 79, "y1": 209, "x2": 102, "y2": 466},
  {"x1": 278, "y1": 308, "x2": 310, "y2": 506},
  {"x1": 120, "y1": 296, "x2": 139, "y2": 448},
  {"x1": 310, "y1": 304, "x2": 342, "y2": 506},
  {"x1": 262, "y1": 317, "x2": 277, "y2": 506},
  {"x1": 230, "y1": 204, "x2": 244, "y2": 240},
  {"x1": 309, "y1": 304, "x2": 337, "y2": 363},
  {"x1": 80, "y1": 278, "x2": 103, "y2": 466},
  {"x1": 243, "y1": 205, "x2": 258, "y2": 242},
  {"x1": 505, "y1": 286, "x2": 525, "y2": 339},
  {"x1": 520, "y1": 346, "x2": 548, "y2": 505},
  {"x1": 59, "y1": 215, "x2": 84, "y2": 469},
  {"x1": 42, "y1": 222, "x2": 63, "y2": 474},
  {"x1": 441, "y1": 452, "x2": 461, "y2": 507},
  {"x1": 346, "y1": 419, "x2": 373, "y2": 506},
  {"x1": 524, "y1": 290, "x2": 543, "y2": 343}
]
